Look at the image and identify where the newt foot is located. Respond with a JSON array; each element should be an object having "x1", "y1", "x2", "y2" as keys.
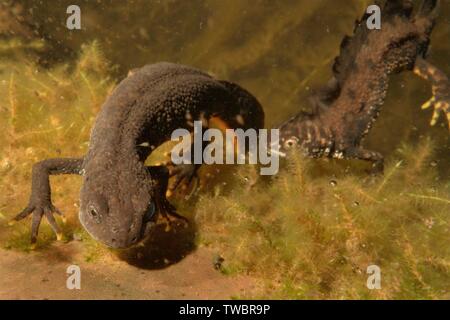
[
  {"x1": 13, "y1": 201, "x2": 64, "y2": 244},
  {"x1": 421, "y1": 91, "x2": 450, "y2": 130},
  {"x1": 167, "y1": 163, "x2": 200, "y2": 195},
  {"x1": 156, "y1": 196, "x2": 189, "y2": 232}
]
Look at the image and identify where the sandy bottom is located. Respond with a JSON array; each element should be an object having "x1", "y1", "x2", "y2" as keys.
[{"x1": 0, "y1": 240, "x2": 256, "y2": 300}]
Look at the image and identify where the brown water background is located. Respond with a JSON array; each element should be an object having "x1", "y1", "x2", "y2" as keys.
[{"x1": 6, "y1": 0, "x2": 450, "y2": 172}]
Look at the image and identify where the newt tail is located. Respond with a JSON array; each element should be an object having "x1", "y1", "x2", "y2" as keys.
[{"x1": 279, "y1": 0, "x2": 450, "y2": 172}]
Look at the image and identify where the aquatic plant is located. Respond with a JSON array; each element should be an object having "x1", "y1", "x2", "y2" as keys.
[
  {"x1": 0, "y1": 40, "x2": 115, "y2": 254},
  {"x1": 195, "y1": 140, "x2": 449, "y2": 299}
]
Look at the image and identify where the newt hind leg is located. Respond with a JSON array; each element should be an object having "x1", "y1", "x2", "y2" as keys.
[
  {"x1": 413, "y1": 57, "x2": 450, "y2": 130},
  {"x1": 166, "y1": 115, "x2": 236, "y2": 195}
]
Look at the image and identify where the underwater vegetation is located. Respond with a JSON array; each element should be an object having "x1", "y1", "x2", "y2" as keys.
[
  {"x1": 0, "y1": 41, "x2": 114, "y2": 252},
  {"x1": 0, "y1": 0, "x2": 448, "y2": 299},
  {"x1": 1, "y1": 42, "x2": 448, "y2": 298},
  {"x1": 195, "y1": 146, "x2": 450, "y2": 299}
]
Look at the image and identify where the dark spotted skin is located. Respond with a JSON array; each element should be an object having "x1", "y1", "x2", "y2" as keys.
[
  {"x1": 166, "y1": 1, "x2": 449, "y2": 191},
  {"x1": 13, "y1": 0, "x2": 449, "y2": 249},
  {"x1": 14, "y1": 62, "x2": 264, "y2": 248},
  {"x1": 279, "y1": 0, "x2": 449, "y2": 172}
]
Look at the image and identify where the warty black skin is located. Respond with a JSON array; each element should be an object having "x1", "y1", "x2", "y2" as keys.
[
  {"x1": 278, "y1": 0, "x2": 449, "y2": 172},
  {"x1": 169, "y1": 1, "x2": 449, "y2": 187},
  {"x1": 13, "y1": 0, "x2": 450, "y2": 248},
  {"x1": 14, "y1": 62, "x2": 264, "y2": 248}
]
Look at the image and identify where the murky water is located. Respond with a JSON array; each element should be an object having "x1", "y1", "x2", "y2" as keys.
[{"x1": 9, "y1": 0, "x2": 447, "y2": 173}]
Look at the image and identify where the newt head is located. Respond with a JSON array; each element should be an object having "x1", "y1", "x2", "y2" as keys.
[
  {"x1": 78, "y1": 168, "x2": 158, "y2": 249},
  {"x1": 278, "y1": 113, "x2": 308, "y2": 153},
  {"x1": 280, "y1": 135, "x2": 300, "y2": 152}
]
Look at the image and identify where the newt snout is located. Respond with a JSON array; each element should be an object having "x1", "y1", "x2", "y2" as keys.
[{"x1": 78, "y1": 175, "x2": 158, "y2": 248}]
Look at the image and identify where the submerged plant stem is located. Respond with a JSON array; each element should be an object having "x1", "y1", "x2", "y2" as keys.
[{"x1": 405, "y1": 193, "x2": 450, "y2": 205}]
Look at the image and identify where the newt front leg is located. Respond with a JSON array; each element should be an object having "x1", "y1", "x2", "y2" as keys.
[
  {"x1": 12, "y1": 158, "x2": 84, "y2": 247},
  {"x1": 164, "y1": 140, "x2": 206, "y2": 196},
  {"x1": 146, "y1": 166, "x2": 189, "y2": 231},
  {"x1": 167, "y1": 163, "x2": 200, "y2": 195}
]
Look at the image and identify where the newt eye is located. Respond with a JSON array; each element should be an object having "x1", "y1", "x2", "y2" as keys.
[
  {"x1": 88, "y1": 204, "x2": 101, "y2": 223},
  {"x1": 284, "y1": 137, "x2": 298, "y2": 149}
]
